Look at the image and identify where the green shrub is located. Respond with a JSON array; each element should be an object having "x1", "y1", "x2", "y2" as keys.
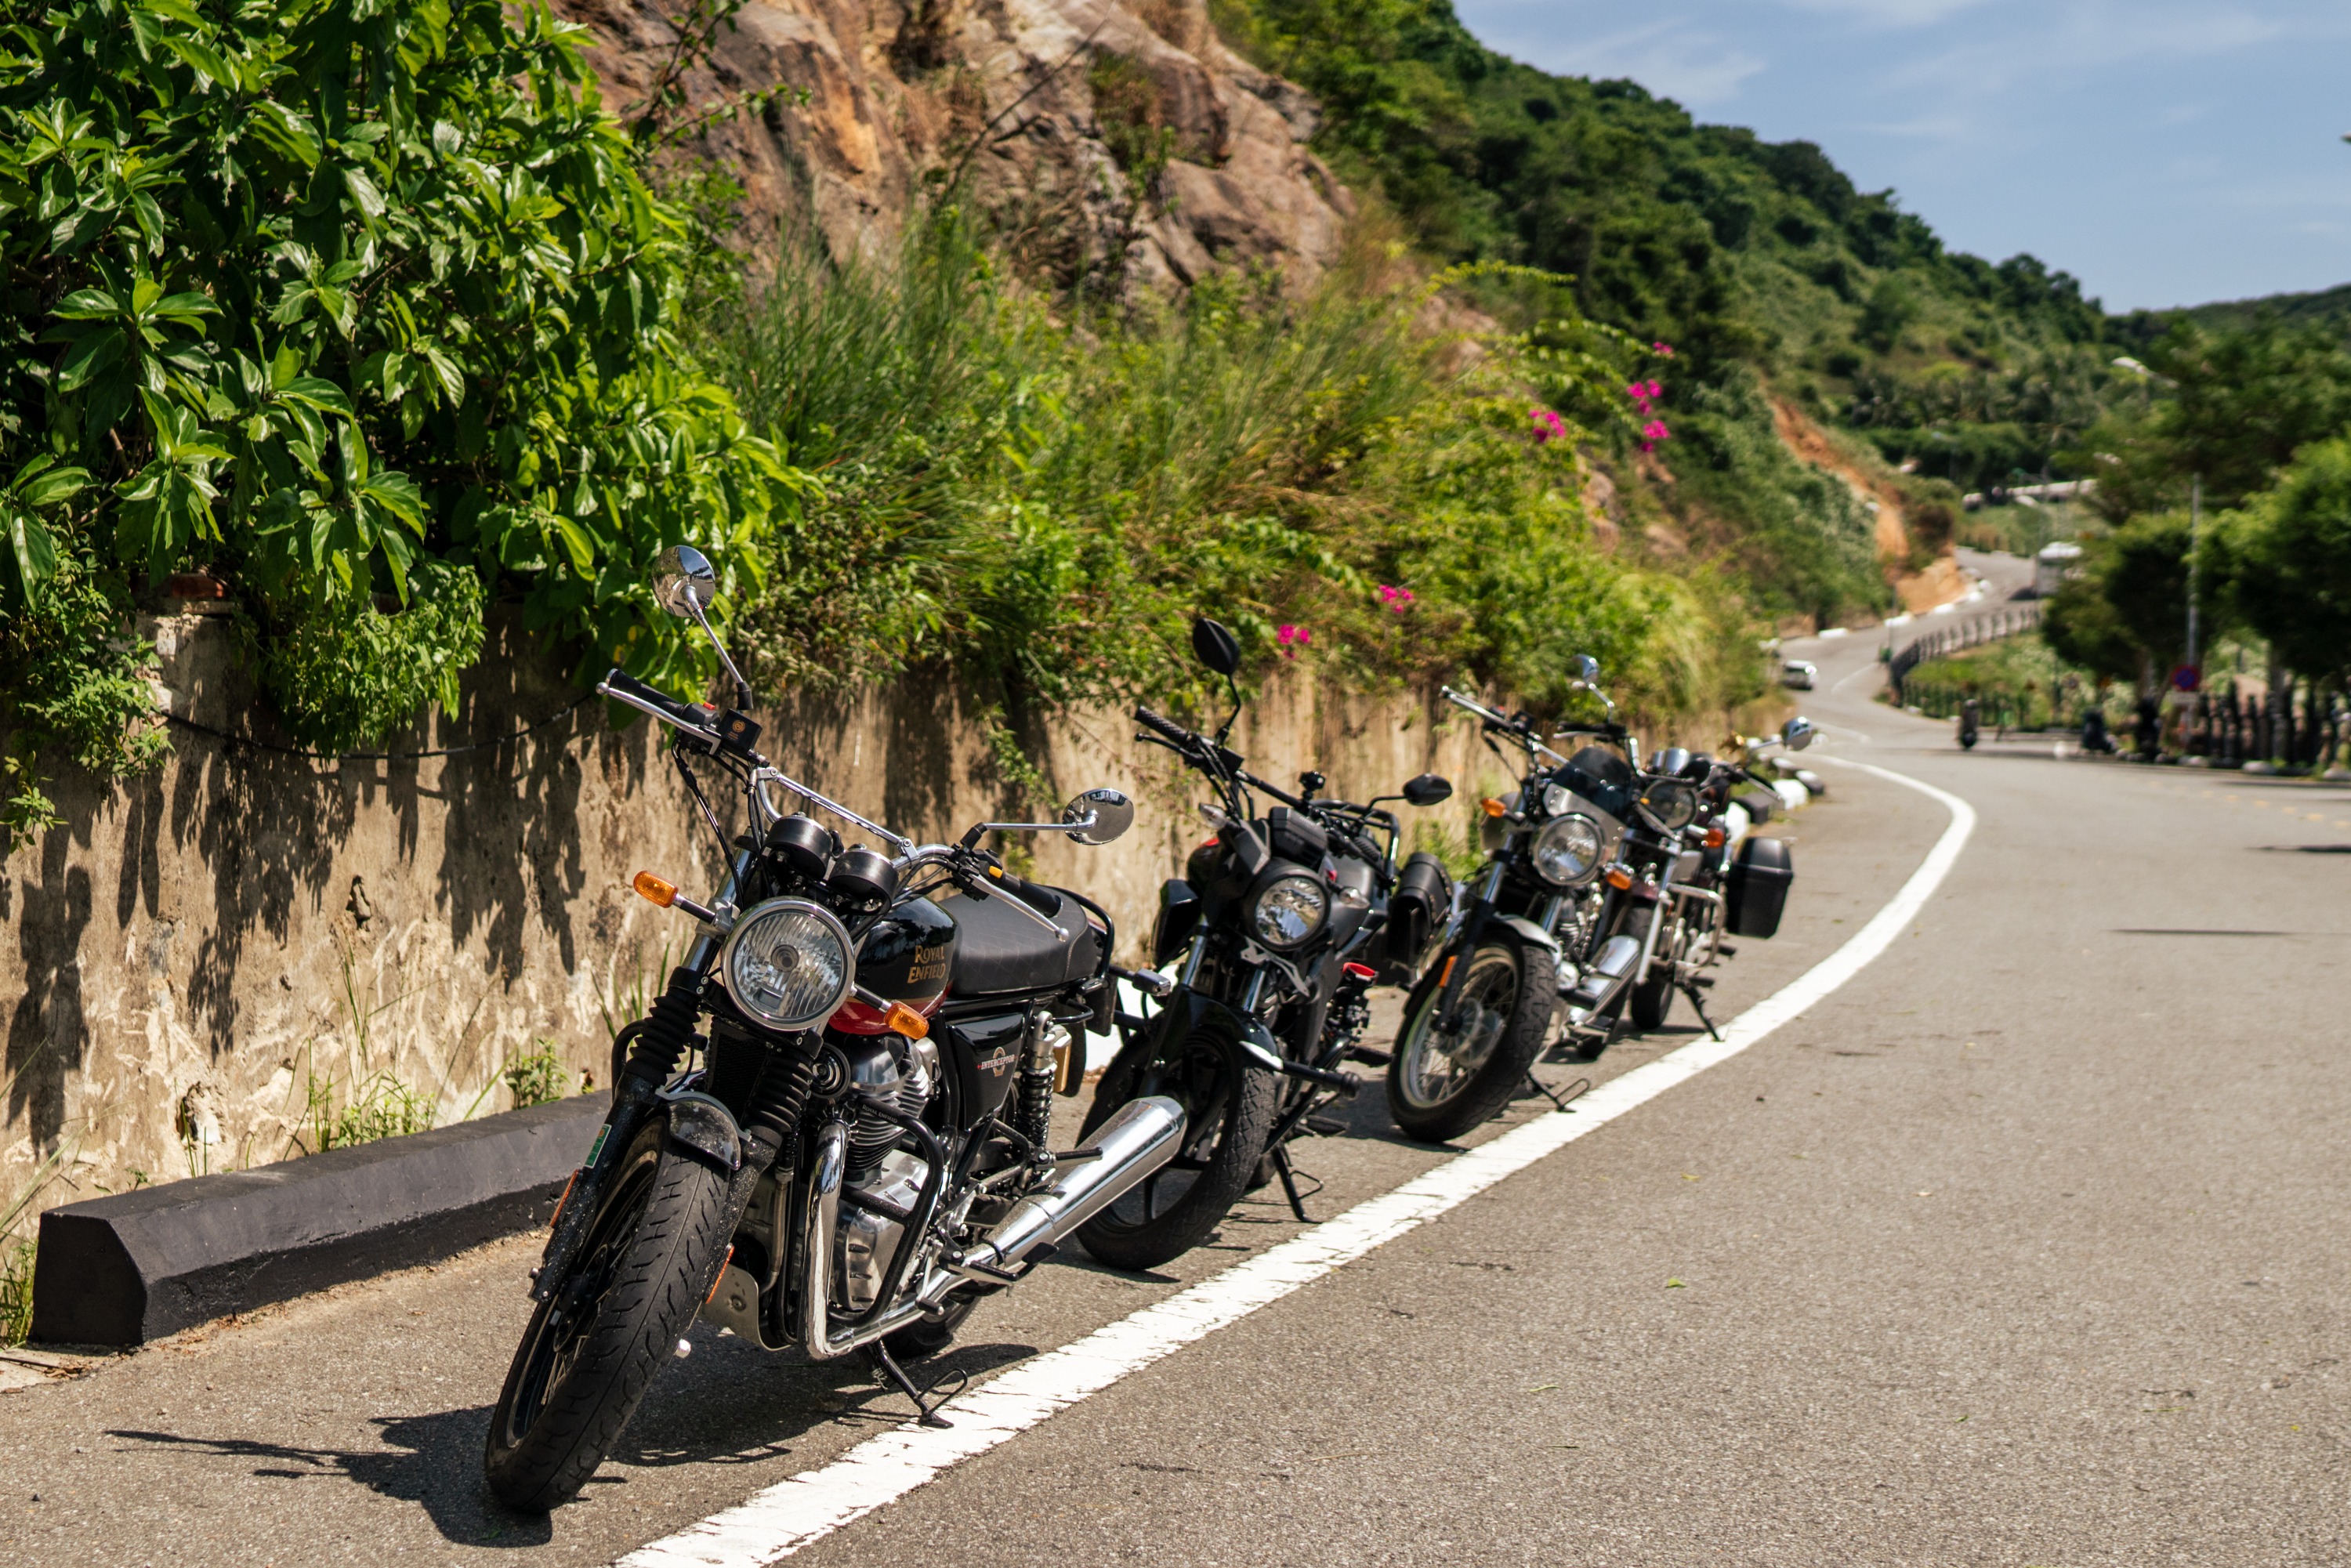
[
  {"x1": 694, "y1": 210, "x2": 1764, "y2": 740},
  {"x1": 501, "y1": 1044, "x2": 572, "y2": 1110},
  {"x1": 0, "y1": 0, "x2": 810, "y2": 831}
]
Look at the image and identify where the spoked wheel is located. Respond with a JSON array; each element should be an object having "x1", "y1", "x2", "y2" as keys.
[
  {"x1": 484, "y1": 1119, "x2": 734, "y2": 1512},
  {"x1": 1076, "y1": 1023, "x2": 1277, "y2": 1271},
  {"x1": 1386, "y1": 932, "x2": 1556, "y2": 1143}
]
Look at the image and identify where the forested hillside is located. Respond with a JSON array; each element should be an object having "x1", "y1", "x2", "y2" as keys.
[{"x1": 1212, "y1": 0, "x2": 2136, "y2": 608}]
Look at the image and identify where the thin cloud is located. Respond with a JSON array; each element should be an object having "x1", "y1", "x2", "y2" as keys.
[{"x1": 1493, "y1": 16, "x2": 1767, "y2": 107}]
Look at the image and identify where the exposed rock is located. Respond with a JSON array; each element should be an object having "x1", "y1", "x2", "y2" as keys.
[{"x1": 556, "y1": 0, "x2": 1355, "y2": 288}]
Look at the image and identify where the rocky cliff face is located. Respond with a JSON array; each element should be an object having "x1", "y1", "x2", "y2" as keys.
[{"x1": 557, "y1": 0, "x2": 1355, "y2": 288}]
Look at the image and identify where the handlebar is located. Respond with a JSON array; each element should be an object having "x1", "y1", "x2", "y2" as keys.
[
  {"x1": 1133, "y1": 705, "x2": 1191, "y2": 746},
  {"x1": 982, "y1": 861, "x2": 1065, "y2": 918},
  {"x1": 599, "y1": 668, "x2": 715, "y2": 737}
]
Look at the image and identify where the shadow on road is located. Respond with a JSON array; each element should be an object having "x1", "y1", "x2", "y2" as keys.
[
  {"x1": 98, "y1": 1334, "x2": 1038, "y2": 1546},
  {"x1": 106, "y1": 1410, "x2": 549, "y2": 1548}
]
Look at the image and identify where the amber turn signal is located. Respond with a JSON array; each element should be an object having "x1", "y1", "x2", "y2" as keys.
[
  {"x1": 1480, "y1": 797, "x2": 1508, "y2": 818},
  {"x1": 1604, "y1": 867, "x2": 1634, "y2": 891},
  {"x1": 1704, "y1": 826, "x2": 1726, "y2": 849},
  {"x1": 885, "y1": 1001, "x2": 930, "y2": 1040},
  {"x1": 632, "y1": 871, "x2": 679, "y2": 907}
]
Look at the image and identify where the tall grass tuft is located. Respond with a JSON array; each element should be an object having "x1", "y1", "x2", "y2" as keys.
[{"x1": 690, "y1": 205, "x2": 1766, "y2": 739}]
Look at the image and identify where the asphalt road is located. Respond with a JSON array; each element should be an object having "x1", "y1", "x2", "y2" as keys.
[{"x1": 8, "y1": 561, "x2": 2349, "y2": 1566}]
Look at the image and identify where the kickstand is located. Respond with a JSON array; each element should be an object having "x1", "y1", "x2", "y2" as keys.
[
  {"x1": 1681, "y1": 983, "x2": 1722, "y2": 1042},
  {"x1": 868, "y1": 1340, "x2": 952, "y2": 1429},
  {"x1": 1270, "y1": 1143, "x2": 1312, "y2": 1223},
  {"x1": 1523, "y1": 1072, "x2": 1574, "y2": 1113},
  {"x1": 1523, "y1": 1073, "x2": 1593, "y2": 1114}
]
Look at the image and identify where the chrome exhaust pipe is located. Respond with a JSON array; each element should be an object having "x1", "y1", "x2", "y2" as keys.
[
  {"x1": 958, "y1": 1095, "x2": 1185, "y2": 1273},
  {"x1": 801, "y1": 1121, "x2": 947, "y2": 1359}
]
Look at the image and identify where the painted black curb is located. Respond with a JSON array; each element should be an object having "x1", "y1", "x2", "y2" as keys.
[{"x1": 31, "y1": 1091, "x2": 610, "y2": 1348}]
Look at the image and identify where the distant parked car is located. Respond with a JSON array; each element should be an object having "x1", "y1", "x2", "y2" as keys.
[{"x1": 1781, "y1": 660, "x2": 1817, "y2": 690}]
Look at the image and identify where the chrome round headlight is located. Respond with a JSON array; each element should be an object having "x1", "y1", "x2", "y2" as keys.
[
  {"x1": 1248, "y1": 874, "x2": 1330, "y2": 950},
  {"x1": 1531, "y1": 813, "x2": 1604, "y2": 885},
  {"x1": 1637, "y1": 780, "x2": 1698, "y2": 832},
  {"x1": 720, "y1": 898, "x2": 854, "y2": 1031}
]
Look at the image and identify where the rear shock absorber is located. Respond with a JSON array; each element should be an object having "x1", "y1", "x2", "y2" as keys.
[{"x1": 1013, "y1": 1016, "x2": 1065, "y2": 1156}]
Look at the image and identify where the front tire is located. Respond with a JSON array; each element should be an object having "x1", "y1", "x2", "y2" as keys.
[
  {"x1": 1387, "y1": 932, "x2": 1556, "y2": 1143},
  {"x1": 1077, "y1": 1020, "x2": 1278, "y2": 1271},
  {"x1": 484, "y1": 1120, "x2": 735, "y2": 1512}
]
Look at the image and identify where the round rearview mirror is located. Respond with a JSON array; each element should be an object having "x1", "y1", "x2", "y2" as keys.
[
  {"x1": 1061, "y1": 788, "x2": 1135, "y2": 846},
  {"x1": 1190, "y1": 615, "x2": 1241, "y2": 678},
  {"x1": 1782, "y1": 715, "x2": 1817, "y2": 751},
  {"x1": 653, "y1": 545, "x2": 719, "y2": 620},
  {"x1": 1401, "y1": 773, "x2": 1453, "y2": 807},
  {"x1": 1570, "y1": 654, "x2": 1601, "y2": 683}
]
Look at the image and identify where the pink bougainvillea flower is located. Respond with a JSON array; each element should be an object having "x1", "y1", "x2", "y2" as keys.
[
  {"x1": 1639, "y1": 418, "x2": 1672, "y2": 453},
  {"x1": 1652, "y1": 342, "x2": 1675, "y2": 357},
  {"x1": 1531, "y1": 407, "x2": 1567, "y2": 444},
  {"x1": 1277, "y1": 624, "x2": 1312, "y2": 658},
  {"x1": 1376, "y1": 584, "x2": 1415, "y2": 612}
]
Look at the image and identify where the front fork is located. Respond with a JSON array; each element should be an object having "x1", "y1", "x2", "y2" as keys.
[
  {"x1": 1433, "y1": 863, "x2": 1506, "y2": 1031},
  {"x1": 533, "y1": 850, "x2": 748, "y2": 1302}
]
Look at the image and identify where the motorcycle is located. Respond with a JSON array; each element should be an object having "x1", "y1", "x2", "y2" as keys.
[
  {"x1": 1592, "y1": 721, "x2": 1813, "y2": 1041},
  {"x1": 1074, "y1": 616, "x2": 1454, "y2": 1268},
  {"x1": 1384, "y1": 678, "x2": 1608, "y2": 1139},
  {"x1": 484, "y1": 546, "x2": 1185, "y2": 1511}
]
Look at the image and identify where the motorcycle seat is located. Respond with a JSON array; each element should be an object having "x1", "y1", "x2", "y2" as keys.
[{"x1": 940, "y1": 889, "x2": 1101, "y2": 997}]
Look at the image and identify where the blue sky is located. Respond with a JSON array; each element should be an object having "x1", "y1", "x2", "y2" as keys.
[{"x1": 1447, "y1": 0, "x2": 2351, "y2": 311}]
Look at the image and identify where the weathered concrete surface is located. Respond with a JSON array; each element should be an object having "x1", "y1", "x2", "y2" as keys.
[{"x1": 0, "y1": 604, "x2": 1496, "y2": 1231}]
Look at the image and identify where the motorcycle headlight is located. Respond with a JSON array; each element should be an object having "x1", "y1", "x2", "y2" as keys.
[
  {"x1": 1248, "y1": 874, "x2": 1329, "y2": 951},
  {"x1": 1637, "y1": 780, "x2": 1698, "y2": 833},
  {"x1": 720, "y1": 898, "x2": 854, "y2": 1031},
  {"x1": 1531, "y1": 813, "x2": 1604, "y2": 885}
]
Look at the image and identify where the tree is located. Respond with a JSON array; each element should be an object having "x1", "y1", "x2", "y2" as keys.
[
  {"x1": 2222, "y1": 436, "x2": 2351, "y2": 690},
  {"x1": 2070, "y1": 317, "x2": 2351, "y2": 523},
  {"x1": 2040, "y1": 511, "x2": 2223, "y2": 688}
]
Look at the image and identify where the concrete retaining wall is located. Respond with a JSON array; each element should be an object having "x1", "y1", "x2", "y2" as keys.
[{"x1": 2, "y1": 607, "x2": 1505, "y2": 1223}]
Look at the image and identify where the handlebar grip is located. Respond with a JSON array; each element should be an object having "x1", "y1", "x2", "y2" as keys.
[
  {"x1": 1132, "y1": 705, "x2": 1191, "y2": 744},
  {"x1": 601, "y1": 668, "x2": 711, "y2": 731},
  {"x1": 983, "y1": 864, "x2": 1065, "y2": 918}
]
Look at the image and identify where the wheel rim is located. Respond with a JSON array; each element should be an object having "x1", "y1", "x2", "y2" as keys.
[
  {"x1": 1092, "y1": 1031, "x2": 1238, "y2": 1233},
  {"x1": 1396, "y1": 947, "x2": 1521, "y2": 1110},
  {"x1": 498, "y1": 1144, "x2": 660, "y2": 1447}
]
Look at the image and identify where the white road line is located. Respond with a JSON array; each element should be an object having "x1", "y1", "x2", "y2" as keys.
[{"x1": 620, "y1": 756, "x2": 1976, "y2": 1568}]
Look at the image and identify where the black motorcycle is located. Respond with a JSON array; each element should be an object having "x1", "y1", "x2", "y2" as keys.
[
  {"x1": 484, "y1": 547, "x2": 1185, "y2": 1510},
  {"x1": 1075, "y1": 616, "x2": 1453, "y2": 1268},
  {"x1": 1386, "y1": 681, "x2": 1612, "y2": 1137},
  {"x1": 1595, "y1": 722, "x2": 1812, "y2": 1041}
]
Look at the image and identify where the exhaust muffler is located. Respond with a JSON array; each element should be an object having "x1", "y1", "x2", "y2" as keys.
[
  {"x1": 1563, "y1": 932, "x2": 1643, "y2": 1023},
  {"x1": 959, "y1": 1095, "x2": 1185, "y2": 1273}
]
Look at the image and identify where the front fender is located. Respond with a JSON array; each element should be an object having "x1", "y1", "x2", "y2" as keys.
[
  {"x1": 1485, "y1": 914, "x2": 1563, "y2": 958},
  {"x1": 660, "y1": 1088, "x2": 743, "y2": 1173},
  {"x1": 1143, "y1": 987, "x2": 1288, "y2": 1074}
]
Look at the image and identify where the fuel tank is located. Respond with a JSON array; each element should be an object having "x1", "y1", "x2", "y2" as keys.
[{"x1": 832, "y1": 896, "x2": 956, "y2": 1034}]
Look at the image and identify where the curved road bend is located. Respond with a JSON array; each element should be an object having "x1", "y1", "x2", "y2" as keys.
[{"x1": 5, "y1": 557, "x2": 2349, "y2": 1565}]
